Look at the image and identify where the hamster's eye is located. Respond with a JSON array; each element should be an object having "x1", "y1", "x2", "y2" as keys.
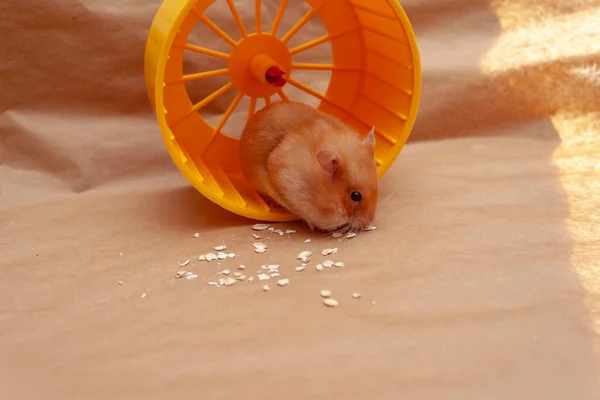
[{"x1": 350, "y1": 191, "x2": 362, "y2": 202}]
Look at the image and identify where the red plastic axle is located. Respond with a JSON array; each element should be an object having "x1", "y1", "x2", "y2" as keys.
[{"x1": 265, "y1": 66, "x2": 287, "y2": 87}]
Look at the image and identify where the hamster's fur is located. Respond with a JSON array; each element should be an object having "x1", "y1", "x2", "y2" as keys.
[{"x1": 238, "y1": 101, "x2": 378, "y2": 232}]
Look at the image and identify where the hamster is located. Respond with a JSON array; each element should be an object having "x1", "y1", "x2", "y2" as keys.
[{"x1": 238, "y1": 101, "x2": 378, "y2": 232}]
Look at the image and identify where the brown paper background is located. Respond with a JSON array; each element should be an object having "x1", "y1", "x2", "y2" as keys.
[{"x1": 1, "y1": 0, "x2": 600, "y2": 398}]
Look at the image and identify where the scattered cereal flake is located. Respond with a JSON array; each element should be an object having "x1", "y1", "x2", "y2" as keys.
[
  {"x1": 322, "y1": 260, "x2": 334, "y2": 268},
  {"x1": 198, "y1": 254, "x2": 206, "y2": 261},
  {"x1": 277, "y1": 278, "x2": 290, "y2": 287},
  {"x1": 252, "y1": 224, "x2": 270, "y2": 231},
  {"x1": 253, "y1": 242, "x2": 268, "y2": 253},
  {"x1": 352, "y1": 293, "x2": 361, "y2": 299},
  {"x1": 332, "y1": 232, "x2": 343, "y2": 238},
  {"x1": 297, "y1": 250, "x2": 312, "y2": 262},
  {"x1": 334, "y1": 261, "x2": 345, "y2": 268},
  {"x1": 315, "y1": 264, "x2": 324, "y2": 271},
  {"x1": 295, "y1": 266, "x2": 306, "y2": 272},
  {"x1": 247, "y1": 276, "x2": 254, "y2": 282},
  {"x1": 252, "y1": 233, "x2": 261, "y2": 239},
  {"x1": 270, "y1": 272, "x2": 280, "y2": 278},
  {"x1": 208, "y1": 281, "x2": 219, "y2": 286},
  {"x1": 236, "y1": 275, "x2": 247, "y2": 281},
  {"x1": 119, "y1": 252, "x2": 123, "y2": 256},
  {"x1": 218, "y1": 278, "x2": 227, "y2": 286},
  {"x1": 118, "y1": 281, "x2": 124, "y2": 285},
  {"x1": 345, "y1": 232, "x2": 357, "y2": 239},
  {"x1": 323, "y1": 298, "x2": 338, "y2": 307},
  {"x1": 205, "y1": 253, "x2": 218, "y2": 262},
  {"x1": 286, "y1": 229, "x2": 297, "y2": 234},
  {"x1": 214, "y1": 245, "x2": 227, "y2": 251},
  {"x1": 304, "y1": 239, "x2": 312, "y2": 243},
  {"x1": 227, "y1": 253, "x2": 236, "y2": 259},
  {"x1": 363, "y1": 226, "x2": 377, "y2": 231},
  {"x1": 274, "y1": 229, "x2": 284, "y2": 236},
  {"x1": 268, "y1": 227, "x2": 275, "y2": 232},
  {"x1": 185, "y1": 273, "x2": 198, "y2": 280},
  {"x1": 180, "y1": 259, "x2": 191, "y2": 267},
  {"x1": 321, "y1": 248, "x2": 338, "y2": 256},
  {"x1": 220, "y1": 269, "x2": 231, "y2": 275},
  {"x1": 238, "y1": 264, "x2": 246, "y2": 270},
  {"x1": 224, "y1": 277, "x2": 237, "y2": 286},
  {"x1": 257, "y1": 273, "x2": 271, "y2": 281},
  {"x1": 141, "y1": 293, "x2": 147, "y2": 299},
  {"x1": 267, "y1": 264, "x2": 279, "y2": 271},
  {"x1": 193, "y1": 232, "x2": 200, "y2": 238},
  {"x1": 233, "y1": 272, "x2": 243, "y2": 277},
  {"x1": 217, "y1": 252, "x2": 228, "y2": 260},
  {"x1": 176, "y1": 270, "x2": 187, "y2": 279},
  {"x1": 320, "y1": 289, "x2": 332, "y2": 298},
  {"x1": 262, "y1": 284, "x2": 270, "y2": 291}
]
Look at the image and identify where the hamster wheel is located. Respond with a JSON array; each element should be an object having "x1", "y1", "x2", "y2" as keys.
[{"x1": 144, "y1": 0, "x2": 421, "y2": 222}]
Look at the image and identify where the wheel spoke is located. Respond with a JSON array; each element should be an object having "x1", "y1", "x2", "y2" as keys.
[
  {"x1": 292, "y1": 63, "x2": 336, "y2": 71},
  {"x1": 166, "y1": 68, "x2": 229, "y2": 84},
  {"x1": 281, "y1": 1, "x2": 327, "y2": 44},
  {"x1": 177, "y1": 82, "x2": 234, "y2": 124},
  {"x1": 269, "y1": 0, "x2": 288, "y2": 35},
  {"x1": 287, "y1": 78, "x2": 326, "y2": 100},
  {"x1": 289, "y1": 34, "x2": 330, "y2": 55},
  {"x1": 247, "y1": 97, "x2": 257, "y2": 124},
  {"x1": 255, "y1": 0, "x2": 262, "y2": 33},
  {"x1": 174, "y1": 43, "x2": 230, "y2": 59},
  {"x1": 226, "y1": 0, "x2": 248, "y2": 38},
  {"x1": 192, "y1": 10, "x2": 237, "y2": 47},
  {"x1": 277, "y1": 89, "x2": 289, "y2": 101},
  {"x1": 213, "y1": 91, "x2": 244, "y2": 135},
  {"x1": 289, "y1": 27, "x2": 357, "y2": 55},
  {"x1": 288, "y1": 78, "x2": 395, "y2": 145},
  {"x1": 287, "y1": 77, "x2": 349, "y2": 116},
  {"x1": 265, "y1": 96, "x2": 272, "y2": 106}
]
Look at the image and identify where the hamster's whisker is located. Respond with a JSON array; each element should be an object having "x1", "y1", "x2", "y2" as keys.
[
  {"x1": 349, "y1": 225, "x2": 361, "y2": 238},
  {"x1": 378, "y1": 185, "x2": 403, "y2": 207},
  {"x1": 335, "y1": 227, "x2": 348, "y2": 241},
  {"x1": 336, "y1": 224, "x2": 355, "y2": 241}
]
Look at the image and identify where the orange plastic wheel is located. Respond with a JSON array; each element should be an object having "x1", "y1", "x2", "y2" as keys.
[{"x1": 144, "y1": 0, "x2": 421, "y2": 222}]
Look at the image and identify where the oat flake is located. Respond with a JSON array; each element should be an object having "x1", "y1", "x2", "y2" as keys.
[{"x1": 323, "y1": 298, "x2": 338, "y2": 307}]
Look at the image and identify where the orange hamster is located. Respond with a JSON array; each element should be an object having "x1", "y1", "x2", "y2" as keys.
[{"x1": 238, "y1": 101, "x2": 378, "y2": 232}]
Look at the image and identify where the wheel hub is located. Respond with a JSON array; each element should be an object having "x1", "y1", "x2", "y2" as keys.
[{"x1": 227, "y1": 33, "x2": 292, "y2": 98}]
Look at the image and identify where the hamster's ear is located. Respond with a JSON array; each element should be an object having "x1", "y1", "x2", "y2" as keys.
[
  {"x1": 363, "y1": 127, "x2": 376, "y2": 150},
  {"x1": 317, "y1": 149, "x2": 341, "y2": 175}
]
